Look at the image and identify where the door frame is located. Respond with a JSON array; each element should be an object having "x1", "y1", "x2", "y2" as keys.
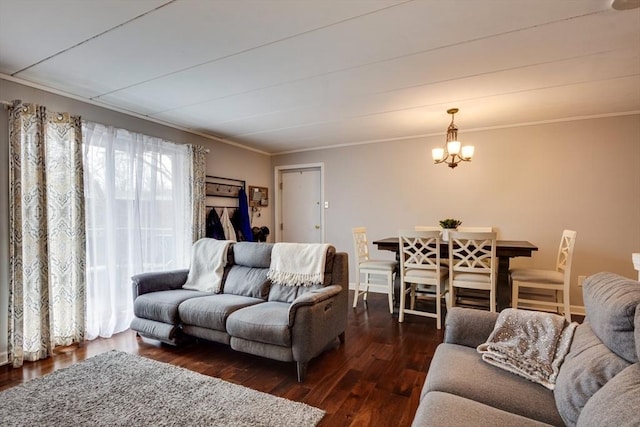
[{"x1": 274, "y1": 163, "x2": 325, "y2": 243}]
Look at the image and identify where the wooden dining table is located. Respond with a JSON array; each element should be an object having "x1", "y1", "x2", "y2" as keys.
[{"x1": 373, "y1": 237, "x2": 538, "y2": 311}]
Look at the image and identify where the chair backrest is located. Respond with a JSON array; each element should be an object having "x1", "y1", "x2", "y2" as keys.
[
  {"x1": 352, "y1": 227, "x2": 371, "y2": 264},
  {"x1": 448, "y1": 231, "x2": 497, "y2": 275},
  {"x1": 556, "y1": 229, "x2": 577, "y2": 280},
  {"x1": 633, "y1": 253, "x2": 640, "y2": 281},
  {"x1": 399, "y1": 229, "x2": 443, "y2": 273}
]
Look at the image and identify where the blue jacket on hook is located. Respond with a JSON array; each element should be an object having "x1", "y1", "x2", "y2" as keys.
[{"x1": 237, "y1": 188, "x2": 254, "y2": 242}]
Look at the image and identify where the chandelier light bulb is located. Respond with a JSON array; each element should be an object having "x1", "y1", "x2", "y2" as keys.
[
  {"x1": 447, "y1": 140, "x2": 461, "y2": 155},
  {"x1": 461, "y1": 145, "x2": 474, "y2": 159}
]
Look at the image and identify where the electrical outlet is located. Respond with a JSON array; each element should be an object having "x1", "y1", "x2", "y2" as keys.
[{"x1": 578, "y1": 275, "x2": 586, "y2": 287}]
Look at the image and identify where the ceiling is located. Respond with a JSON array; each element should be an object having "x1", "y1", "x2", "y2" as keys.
[{"x1": 1, "y1": 0, "x2": 639, "y2": 155}]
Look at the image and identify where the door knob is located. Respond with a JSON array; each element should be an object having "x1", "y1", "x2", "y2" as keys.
[{"x1": 315, "y1": 225, "x2": 320, "y2": 229}]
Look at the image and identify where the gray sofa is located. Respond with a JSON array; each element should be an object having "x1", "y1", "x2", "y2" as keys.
[
  {"x1": 130, "y1": 242, "x2": 348, "y2": 382},
  {"x1": 413, "y1": 272, "x2": 640, "y2": 426}
]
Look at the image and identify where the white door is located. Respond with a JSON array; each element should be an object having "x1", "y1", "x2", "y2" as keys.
[{"x1": 280, "y1": 168, "x2": 322, "y2": 243}]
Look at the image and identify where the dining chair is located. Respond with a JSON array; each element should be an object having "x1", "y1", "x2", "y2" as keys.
[
  {"x1": 633, "y1": 253, "x2": 640, "y2": 281},
  {"x1": 416, "y1": 225, "x2": 449, "y2": 263},
  {"x1": 398, "y1": 229, "x2": 448, "y2": 328},
  {"x1": 510, "y1": 230, "x2": 577, "y2": 322},
  {"x1": 448, "y1": 231, "x2": 497, "y2": 312},
  {"x1": 352, "y1": 227, "x2": 397, "y2": 313}
]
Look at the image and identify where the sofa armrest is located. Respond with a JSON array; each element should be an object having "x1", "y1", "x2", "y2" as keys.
[
  {"x1": 288, "y1": 285, "x2": 342, "y2": 326},
  {"x1": 131, "y1": 269, "x2": 189, "y2": 301},
  {"x1": 444, "y1": 307, "x2": 499, "y2": 348},
  {"x1": 289, "y1": 283, "x2": 348, "y2": 367}
]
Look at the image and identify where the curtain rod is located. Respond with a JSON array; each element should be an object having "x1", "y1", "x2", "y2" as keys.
[
  {"x1": 3, "y1": 98, "x2": 213, "y2": 156},
  {"x1": 0, "y1": 98, "x2": 210, "y2": 152},
  {"x1": 1, "y1": 99, "x2": 22, "y2": 109}
]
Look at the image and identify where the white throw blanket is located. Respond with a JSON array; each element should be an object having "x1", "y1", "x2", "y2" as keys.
[
  {"x1": 267, "y1": 243, "x2": 330, "y2": 287},
  {"x1": 477, "y1": 309, "x2": 578, "y2": 390},
  {"x1": 182, "y1": 238, "x2": 233, "y2": 293}
]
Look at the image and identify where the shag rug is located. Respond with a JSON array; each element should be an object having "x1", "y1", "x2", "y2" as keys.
[{"x1": 0, "y1": 350, "x2": 325, "y2": 426}]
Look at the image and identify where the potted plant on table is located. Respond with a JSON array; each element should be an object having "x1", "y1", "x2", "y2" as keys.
[{"x1": 439, "y1": 218, "x2": 462, "y2": 241}]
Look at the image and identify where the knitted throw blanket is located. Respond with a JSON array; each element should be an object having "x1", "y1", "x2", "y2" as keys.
[
  {"x1": 183, "y1": 238, "x2": 233, "y2": 293},
  {"x1": 477, "y1": 309, "x2": 578, "y2": 390},
  {"x1": 267, "y1": 243, "x2": 330, "y2": 287}
]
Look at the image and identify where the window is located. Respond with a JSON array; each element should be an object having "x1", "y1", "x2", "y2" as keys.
[{"x1": 82, "y1": 122, "x2": 192, "y2": 339}]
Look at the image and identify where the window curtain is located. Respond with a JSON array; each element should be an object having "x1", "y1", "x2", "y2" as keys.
[
  {"x1": 8, "y1": 103, "x2": 86, "y2": 367},
  {"x1": 82, "y1": 122, "x2": 192, "y2": 339},
  {"x1": 187, "y1": 144, "x2": 207, "y2": 242}
]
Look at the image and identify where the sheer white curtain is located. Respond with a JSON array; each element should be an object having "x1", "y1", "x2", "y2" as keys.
[{"x1": 82, "y1": 122, "x2": 192, "y2": 339}]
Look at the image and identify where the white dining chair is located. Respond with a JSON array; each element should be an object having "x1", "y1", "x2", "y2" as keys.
[
  {"x1": 510, "y1": 230, "x2": 577, "y2": 322},
  {"x1": 398, "y1": 229, "x2": 448, "y2": 328},
  {"x1": 352, "y1": 227, "x2": 397, "y2": 313},
  {"x1": 633, "y1": 253, "x2": 640, "y2": 281},
  {"x1": 448, "y1": 231, "x2": 498, "y2": 312}
]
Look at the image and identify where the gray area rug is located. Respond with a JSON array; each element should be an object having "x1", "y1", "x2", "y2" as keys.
[{"x1": 0, "y1": 350, "x2": 325, "y2": 426}]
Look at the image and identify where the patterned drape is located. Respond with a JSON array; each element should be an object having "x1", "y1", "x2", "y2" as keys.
[
  {"x1": 188, "y1": 144, "x2": 207, "y2": 242},
  {"x1": 8, "y1": 103, "x2": 86, "y2": 367}
]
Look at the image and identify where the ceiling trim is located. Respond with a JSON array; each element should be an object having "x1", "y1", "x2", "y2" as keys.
[
  {"x1": 0, "y1": 73, "x2": 270, "y2": 156},
  {"x1": 3, "y1": 72, "x2": 638, "y2": 158},
  {"x1": 272, "y1": 110, "x2": 640, "y2": 156}
]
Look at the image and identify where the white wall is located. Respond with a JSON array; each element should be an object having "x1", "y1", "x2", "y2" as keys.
[
  {"x1": 0, "y1": 78, "x2": 273, "y2": 364},
  {"x1": 272, "y1": 114, "x2": 640, "y2": 310}
]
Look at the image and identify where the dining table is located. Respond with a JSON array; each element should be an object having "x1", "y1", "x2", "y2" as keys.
[{"x1": 372, "y1": 237, "x2": 538, "y2": 311}]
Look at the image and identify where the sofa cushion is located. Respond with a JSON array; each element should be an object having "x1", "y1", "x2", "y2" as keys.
[
  {"x1": 576, "y1": 363, "x2": 640, "y2": 427},
  {"x1": 554, "y1": 321, "x2": 631, "y2": 426},
  {"x1": 223, "y1": 266, "x2": 270, "y2": 299},
  {"x1": 133, "y1": 289, "x2": 209, "y2": 324},
  {"x1": 268, "y1": 246, "x2": 336, "y2": 303},
  {"x1": 226, "y1": 302, "x2": 291, "y2": 347},
  {"x1": 231, "y1": 242, "x2": 273, "y2": 268},
  {"x1": 425, "y1": 343, "x2": 563, "y2": 426},
  {"x1": 583, "y1": 272, "x2": 640, "y2": 363},
  {"x1": 178, "y1": 294, "x2": 264, "y2": 331},
  {"x1": 412, "y1": 391, "x2": 553, "y2": 427}
]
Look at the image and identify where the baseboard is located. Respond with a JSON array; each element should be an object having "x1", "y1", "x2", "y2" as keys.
[{"x1": 349, "y1": 283, "x2": 587, "y2": 316}]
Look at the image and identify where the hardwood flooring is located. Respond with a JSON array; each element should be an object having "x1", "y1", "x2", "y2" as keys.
[{"x1": 0, "y1": 293, "x2": 444, "y2": 427}]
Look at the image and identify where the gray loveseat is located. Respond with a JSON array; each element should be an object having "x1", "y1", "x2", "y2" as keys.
[
  {"x1": 130, "y1": 242, "x2": 348, "y2": 381},
  {"x1": 413, "y1": 272, "x2": 640, "y2": 426}
]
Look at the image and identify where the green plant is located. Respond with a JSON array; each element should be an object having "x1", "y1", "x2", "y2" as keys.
[{"x1": 439, "y1": 218, "x2": 462, "y2": 229}]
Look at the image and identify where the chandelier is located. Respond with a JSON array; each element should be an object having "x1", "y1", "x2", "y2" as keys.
[{"x1": 432, "y1": 108, "x2": 474, "y2": 169}]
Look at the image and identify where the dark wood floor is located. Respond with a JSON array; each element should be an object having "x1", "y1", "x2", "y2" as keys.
[{"x1": 0, "y1": 293, "x2": 444, "y2": 426}]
